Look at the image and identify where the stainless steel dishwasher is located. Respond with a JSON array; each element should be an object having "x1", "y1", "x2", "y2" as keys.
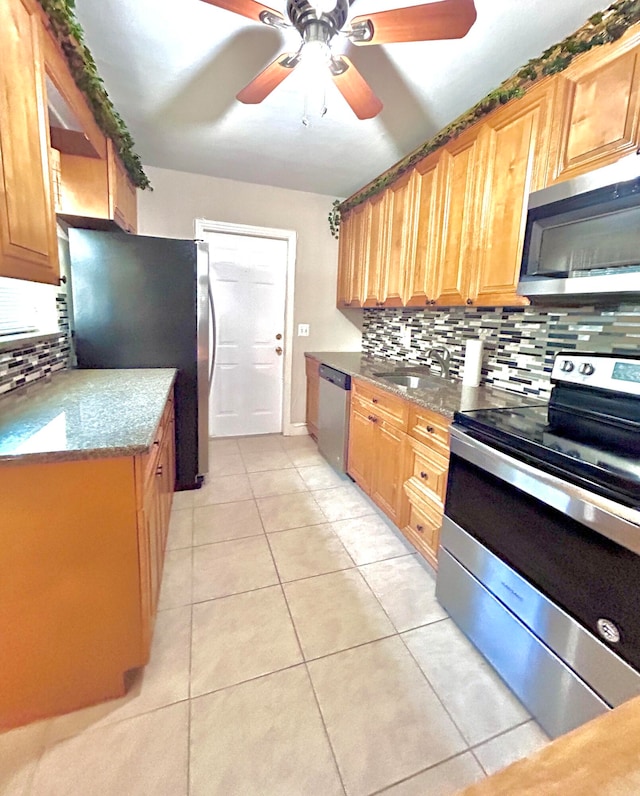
[{"x1": 317, "y1": 364, "x2": 351, "y2": 474}]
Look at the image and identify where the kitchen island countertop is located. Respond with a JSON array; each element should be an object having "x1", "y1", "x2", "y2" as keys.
[
  {"x1": 305, "y1": 351, "x2": 544, "y2": 417},
  {"x1": 0, "y1": 368, "x2": 176, "y2": 465}
]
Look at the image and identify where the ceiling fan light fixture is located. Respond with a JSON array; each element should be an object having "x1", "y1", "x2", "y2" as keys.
[{"x1": 301, "y1": 39, "x2": 331, "y2": 68}]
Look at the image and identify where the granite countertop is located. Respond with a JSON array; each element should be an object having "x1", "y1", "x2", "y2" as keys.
[
  {"x1": 0, "y1": 369, "x2": 176, "y2": 465},
  {"x1": 305, "y1": 351, "x2": 544, "y2": 418}
]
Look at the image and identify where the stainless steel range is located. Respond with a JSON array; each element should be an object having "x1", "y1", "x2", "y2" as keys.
[{"x1": 436, "y1": 353, "x2": 640, "y2": 739}]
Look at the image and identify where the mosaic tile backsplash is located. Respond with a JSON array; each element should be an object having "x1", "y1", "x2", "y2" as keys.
[
  {"x1": 0, "y1": 292, "x2": 72, "y2": 396},
  {"x1": 362, "y1": 302, "x2": 640, "y2": 399}
]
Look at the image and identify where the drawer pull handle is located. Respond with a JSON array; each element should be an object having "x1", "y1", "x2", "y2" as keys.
[
  {"x1": 420, "y1": 471, "x2": 428, "y2": 480},
  {"x1": 427, "y1": 426, "x2": 435, "y2": 433},
  {"x1": 416, "y1": 524, "x2": 424, "y2": 533},
  {"x1": 153, "y1": 440, "x2": 160, "y2": 446},
  {"x1": 368, "y1": 415, "x2": 378, "y2": 423},
  {"x1": 156, "y1": 465, "x2": 163, "y2": 476},
  {"x1": 372, "y1": 397, "x2": 378, "y2": 403}
]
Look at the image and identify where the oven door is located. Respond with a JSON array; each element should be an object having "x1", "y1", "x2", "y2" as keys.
[{"x1": 436, "y1": 426, "x2": 640, "y2": 737}]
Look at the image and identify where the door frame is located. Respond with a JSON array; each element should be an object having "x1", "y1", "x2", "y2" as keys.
[{"x1": 194, "y1": 218, "x2": 299, "y2": 436}]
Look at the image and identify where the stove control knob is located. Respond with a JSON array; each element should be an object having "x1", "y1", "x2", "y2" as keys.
[
  {"x1": 560, "y1": 360, "x2": 574, "y2": 373},
  {"x1": 579, "y1": 362, "x2": 595, "y2": 376}
]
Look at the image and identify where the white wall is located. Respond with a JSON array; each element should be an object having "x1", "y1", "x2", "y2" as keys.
[{"x1": 138, "y1": 165, "x2": 362, "y2": 427}]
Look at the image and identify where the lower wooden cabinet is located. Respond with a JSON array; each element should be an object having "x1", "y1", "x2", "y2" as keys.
[
  {"x1": 136, "y1": 393, "x2": 175, "y2": 648},
  {"x1": 0, "y1": 391, "x2": 174, "y2": 729},
  {"x1": 348, "y1": 379, "x2": 409, "y2": 527},
  {"x1": 347, "y1": 378, "x2": 451, "y2": 567},
  {"x1": 305, "y1": 356, "x2": 320, "y2": 440}
]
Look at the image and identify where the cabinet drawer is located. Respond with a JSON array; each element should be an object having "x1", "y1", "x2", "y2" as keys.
[
  {"x1": 405, "y1": 438, "x2": 449, "y2": 504},
  {"x1": 408, "y1": 405, "x2": 450, "y2": 455},
  {"x1": 402, "y1": 488, "x2": 443, "y2": 568},
  {"x1": 352, "y1": 378, "x2": 409, "y2": 431},
  {"x1": 404, "y1": 481, "x2": 445, "y2": 564},
  {"x1": 139, "y1": 392, "x2": 174, "y2": 494}
]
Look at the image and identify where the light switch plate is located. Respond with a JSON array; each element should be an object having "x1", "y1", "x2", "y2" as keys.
[{"x1": 298, "y1": 324, "x2": 310, "y2": 337}]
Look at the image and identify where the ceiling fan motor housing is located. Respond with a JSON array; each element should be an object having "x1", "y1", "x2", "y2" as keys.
[{"x1": 286, "y1": 0, "x2": 349, "y2": 39}]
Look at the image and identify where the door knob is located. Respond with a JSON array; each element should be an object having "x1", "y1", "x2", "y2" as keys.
[
  {"x1": 275, "y1": 347, "x2": 283, "y2": 355},
  {"x1": 276, "y1": 333, "x2": 282, "y2": 340}
]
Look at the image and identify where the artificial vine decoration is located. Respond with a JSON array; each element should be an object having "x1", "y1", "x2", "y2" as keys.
[
  {"x1": 329, "y1": 0, "x2": 640, "y2": 235},
  {"x1": 328, "y1": 200, "x2": 341, "y2": 239},
  {"x1": 36, "y1": 0, "x2": 151, "y2": 190}
]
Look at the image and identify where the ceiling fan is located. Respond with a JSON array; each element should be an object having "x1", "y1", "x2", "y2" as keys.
[{"x1": 199, "y1": 0, "x2": 477, "y2": 119}]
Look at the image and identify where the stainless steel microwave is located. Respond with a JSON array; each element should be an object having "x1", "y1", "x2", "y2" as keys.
[{"x1": 518, "y1": 155, "x2": 640, "y2": 299}]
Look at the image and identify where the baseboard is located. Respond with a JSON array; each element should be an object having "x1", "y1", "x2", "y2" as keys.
[{"x1": 284, "y1": 422, "x2": 309, "y2": 437}]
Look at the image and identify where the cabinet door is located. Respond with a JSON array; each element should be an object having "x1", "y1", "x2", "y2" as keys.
[
  {"x1": 405, "y1": 153, "x2": 443, "y2": 306},
  {"x1": 363, "y1": 192, "x2": 389, "y2": 307},
  {"x1": 472, "y1": 82, "x2": 555, "y2": 306},
  {"x1": 337, "y1": 209, "x2": 354, "y2": 307},
  {"x1": 434, "y1": 127, "x2": 481, "y2": 305},
  {"x1": 552, "y1": 40, "x2": 640, "y2": 183},
  {"x1": 347, "y1": 407, "x2": 375, "y2": 492},
  {"x1": 305, "y1": 357, "x2": 320, "y2": 440},
  {"x1": 382, "y1": 173, "x2": 414, "y2": 307},
  {"x1": 347, "y1": 201, "x2": 370, "y2": 306},
  {"x1": 108, "y1": 141, "x2": 137, "y2": 233},
  {"x1": 0, "y1": 0, "x2": 59, "y2": 285},
  {"x1": 370, "y1": 420, "x2": 406, "y2": 525}
]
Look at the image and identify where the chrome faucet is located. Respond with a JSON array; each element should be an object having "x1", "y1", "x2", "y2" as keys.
[{"x1": 426, "y1": 346, "x2": 451, "y2": 379}]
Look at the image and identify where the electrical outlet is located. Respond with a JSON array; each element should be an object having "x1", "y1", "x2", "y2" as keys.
[
  {"x1": 400, "y1": 323, "x2": 412, "y2": 348},
  {"x1": 297, "y1": 323, "x2": 310, "y2": 337}
]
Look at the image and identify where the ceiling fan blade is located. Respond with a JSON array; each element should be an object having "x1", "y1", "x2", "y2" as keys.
[
  {"x1": 199, "y1": 0, "x2": 284, "y2": 24},
  {"x1": 236, "y1": 53, "x2": 300, "y2": 104},
  {"x1": 350, "y1": 0, "x2": 476, "y2": 46},
  {"x1": 331, "y1": 56, "x2": 382, "y2": 120}
]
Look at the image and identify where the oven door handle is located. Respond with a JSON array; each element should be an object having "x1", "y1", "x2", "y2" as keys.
[{"x1": 450, "y1": 426, "x2": 640, "y2": 556}]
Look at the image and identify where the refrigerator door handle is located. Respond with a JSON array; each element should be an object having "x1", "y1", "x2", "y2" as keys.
[{"x1": 208, "y1": 287, "x2": 216, "y2": 387}]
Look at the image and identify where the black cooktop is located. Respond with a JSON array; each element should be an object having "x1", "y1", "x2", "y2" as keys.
[{"x1": 454, "y1": 403, "x2": 640, "y2": 509}]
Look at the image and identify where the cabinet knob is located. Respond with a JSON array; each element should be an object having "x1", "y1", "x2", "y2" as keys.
[
  {"x1": 370, "y1": 415, "x2": 378, "y2": 423},
  {"x1": 466, "y1": 298, "x2": 473, "y2": 305},
  {"x1": 156, "y1": 464, "x2": 163, "y2": 476},
  {"x1": 372, "y1": 397, "x2": 378, "y2": 404},
  {"x1": 427, "y1": 426, "x2": 435, "y2": 434},
  {"x1": 420, "y1": 471, "x2": 428, "y2": 480},
  {"x1": 153, "y1": 440, "x2": 160, "y2": 446},
  {"x1": 430, "y1": 299, "x2": 436, "y2": 305},
  {"x1": 416, "y1": 524, "x2": 424, "y2": 533}
]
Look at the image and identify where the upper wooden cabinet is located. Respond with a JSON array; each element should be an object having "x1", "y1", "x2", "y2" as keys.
[
  {"x1": 363, "y1": 191, "x2": 389, "y2": 307},
  {"x1": 0, "y1": 0, "x2": 138, "y2": 286},
  {"x1": 434, "y1": 126, "x2": 482, "y2": 305},
  {"x1": 336, "y1": 210, "x2": 354, "y2": 307},
  {"x1": 108, "y1": 140, "x2": 138, "y2": 233},
  {"x1": 383, "y1": 172, "x2": 415, "y2": 307},
  {"x1": 337, "y1": 202, "x2": 368, "y2": 308},
  {"x1": 471, "y1": 80, "x2": 557, "y2": 306},
  {"x1": 337, "y1": 26, "x2": 640, "y2": 310},
  {"x1": 405, "y1": 153, "x2": 443, "y2": 306},
  {"x1": 0, "y1": 0, "x2": 59, "y2": 285},
  {"x1": 552, "y1": 37, "x2": 640, "y2": 183},
  {"x1": 43, "y1": 28, "x2": 137, "y2": 234}
]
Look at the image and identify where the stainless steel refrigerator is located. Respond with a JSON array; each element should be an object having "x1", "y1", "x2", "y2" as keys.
[{"x1": 68, "y1": 229, "x2": 211, "y2": 490}]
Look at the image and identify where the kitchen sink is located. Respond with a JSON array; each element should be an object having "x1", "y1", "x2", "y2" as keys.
[{"x1": 373, "y1": 373, "x2": 440, "y2": 389}]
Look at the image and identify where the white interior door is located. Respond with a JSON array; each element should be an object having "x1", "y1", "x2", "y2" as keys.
[{"x1": 206, "y1": 231, "x2": 288, "y2": 437}]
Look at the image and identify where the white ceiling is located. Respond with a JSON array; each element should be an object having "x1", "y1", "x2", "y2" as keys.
[{"x1": 74, "y1": 0, "x2": 608, "y2": 198}]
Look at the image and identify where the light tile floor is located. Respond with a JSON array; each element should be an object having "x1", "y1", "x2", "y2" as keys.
[{"x1": 1, "y1": 434, "x2": 550, "y2": 796}]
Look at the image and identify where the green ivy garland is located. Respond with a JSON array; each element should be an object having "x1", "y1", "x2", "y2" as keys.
[
  {"x1": 36, "y1": 0, "x2": 151, "y2": 190},
  {"x1": 330, "y1": 0, "x2": 640, "y2": 237}
]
